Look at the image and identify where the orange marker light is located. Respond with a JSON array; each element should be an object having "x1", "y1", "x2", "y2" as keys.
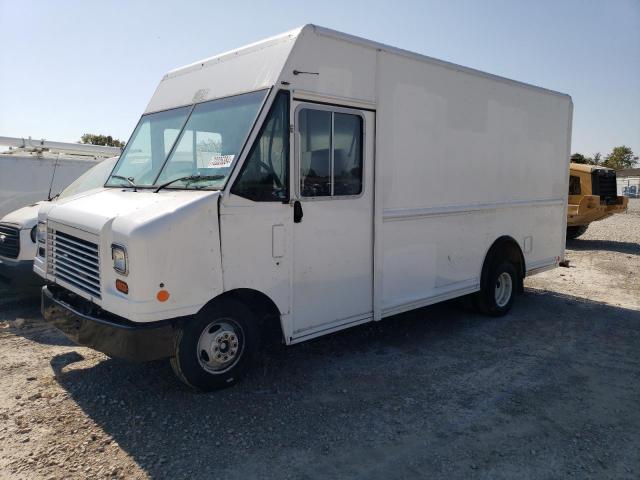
[
  {"x1": 156, "y1": 290, "x2": 170, "y2": 302},
  {"x1": 115, "y1": 280, "x2": 129, "y2": 294}
]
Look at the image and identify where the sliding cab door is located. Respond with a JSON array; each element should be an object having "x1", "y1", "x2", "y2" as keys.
[{"x1": 291, "y1": 101, "x2": 375, "y2": 339}]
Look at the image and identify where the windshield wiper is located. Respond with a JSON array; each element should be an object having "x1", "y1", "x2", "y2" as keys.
[
  {"x1": 154, "y1": 174, "x2": 224, "y2": 193},
  {"x1": 110, "y1": 174, "x2": 138, "y2": 192}
]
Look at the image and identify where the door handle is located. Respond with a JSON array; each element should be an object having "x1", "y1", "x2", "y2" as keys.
[{"x1": 293, "y1": 200, "x2": 303, "y2": 223}]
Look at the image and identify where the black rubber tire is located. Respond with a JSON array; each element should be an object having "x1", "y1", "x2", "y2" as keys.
[
  {"x1": 170, "y1": 298, "x2": 259, "y2": 391},
  {"x1": 566, "y1": 225, "x2": 588, "y2": 240},
  {"x1": 474, "y1": 260, "x2": 518, "y2": 317}
]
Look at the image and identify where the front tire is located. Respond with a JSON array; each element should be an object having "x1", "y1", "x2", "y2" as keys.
[
  {"x1": 566, "y1": 225, "x2": 588, "y2": 240},
  {"x1": 474, "y1": 260, "x2": 518, "y2": 317},
  {"x1": 170, "y1": 298, "x2": 259, "y2": 391}
]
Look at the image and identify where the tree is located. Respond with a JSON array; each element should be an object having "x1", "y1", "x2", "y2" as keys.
[
  {"x1": 589, "y1": 152, "x2": 602, "y2": 166},
  {"x1": 80, "y1": 133, "x2": 125, "y2": 148},
  {"x1": 602, "y1": 146, "x2": 638, "y2": 170},
  {"x1": 570, "y1": 153, "x2": 588, "y2": 164}
]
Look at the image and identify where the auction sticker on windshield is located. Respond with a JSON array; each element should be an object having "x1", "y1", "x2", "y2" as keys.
[{"x1": 208, "y1": 155, "x2": 234, "y2": 169}]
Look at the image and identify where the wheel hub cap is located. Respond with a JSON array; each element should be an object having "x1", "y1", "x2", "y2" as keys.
[
  {"x1": 494, "y1": 272, "x2": 513, "y2": 308},
  {"x1": 197, "y1": 320, "x2": 243, "y2": 374}
]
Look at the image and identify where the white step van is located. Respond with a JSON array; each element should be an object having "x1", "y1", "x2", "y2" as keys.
[{"x1": 35, "y1": 25, "x2": 572, "y2": 390}]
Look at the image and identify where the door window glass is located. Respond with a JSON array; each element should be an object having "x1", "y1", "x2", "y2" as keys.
[
  {"x1": 299, "y1": 108, "x2": 362, "y2": 198},
  {"x1": 299, "y1": 109, "x2": 332, "y2": 197},
  {"x1": 333, "y1": 113, "x2": 363, "y2": 196},
  {"x1": 231, "y1": 91, "x2": 290, "y2": 201}
]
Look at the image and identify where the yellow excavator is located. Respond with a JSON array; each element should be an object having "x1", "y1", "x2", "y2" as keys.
[{"x1": 567, "y1": 163, "x2": 628, "y2": 239}]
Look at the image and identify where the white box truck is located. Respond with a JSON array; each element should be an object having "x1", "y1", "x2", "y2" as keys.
[{"x1": 35, "y1": 25, "x2": 572, "y2": 390}]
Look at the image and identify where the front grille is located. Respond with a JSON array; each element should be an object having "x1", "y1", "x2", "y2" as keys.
[
  {"x1": 0, "y1": 224, "x2": 20, "y2": 259},
  {"x1": 592, "y1": 169, "x2": 617, "y2": 203},
  {"x1": 47, "y1": 228, "x2": 101, "y2": 298}
]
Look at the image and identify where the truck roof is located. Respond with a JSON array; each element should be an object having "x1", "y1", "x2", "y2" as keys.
[
  {"x1": 169, "y1": 25, "x2": 571, "y2": 98},
  {"x1": 146, "y1": 24, "x2": 571, "y2": 114},
  {"x1": 307, "y1": 25, "x2": 570, "y2": 99}
]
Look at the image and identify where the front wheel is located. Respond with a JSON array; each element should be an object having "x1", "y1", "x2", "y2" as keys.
[
  {"x1": 474, "y1": 260, "x2": 518, "y2": 317},
  {"x1": 170, "y1": 298, "x2": 259, "y2": 391}
]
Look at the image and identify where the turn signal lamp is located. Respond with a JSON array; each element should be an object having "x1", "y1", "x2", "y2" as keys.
[{"x1": 115, "y1": 279, "x2": 129, "y2": 294}]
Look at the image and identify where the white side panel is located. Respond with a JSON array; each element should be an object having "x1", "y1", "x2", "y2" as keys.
[
  {"x1": 381, "y1": 211, "x2": 484, "y2": 308},
  {"x1": 376, "y1": 51, "x2": 570, "y2": 210},
  {"x1": 374, "y1": 50, "x2": 571, "y2": 313},
  {"x1": 381, "y1": 203, "x2": 564, "y2": 312},
  {"x1": 219, "y1": 196, "x2": 293, "y2": 338}
]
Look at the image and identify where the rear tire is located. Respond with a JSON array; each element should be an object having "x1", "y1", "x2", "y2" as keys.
[
  {"x1": 170, "y1": 298, "x2": 259, "y2": 391},
  {"x1": 474, "y1": 260, "x2": 518, "y2": 317},
  {"x1": 566, "y1": 225, "x2": 588, "y2": 240}
]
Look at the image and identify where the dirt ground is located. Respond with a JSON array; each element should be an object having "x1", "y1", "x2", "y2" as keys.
[{"x1": 0, "y1": 200, "x2": 638, "y2": 480}]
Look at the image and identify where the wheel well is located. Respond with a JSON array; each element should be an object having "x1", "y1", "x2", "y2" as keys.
[
  {"x1": 481, "y1": 236, "x2": 526, "y2": 292},
  {"x1": 216, "y1": 288, "x2": 284, "y2": 344}
]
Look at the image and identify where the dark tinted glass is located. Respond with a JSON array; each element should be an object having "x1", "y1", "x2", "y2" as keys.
[
  {"x1": 333, "y1": 113, "x2": 362, "y2": 196},
  {"x1": 231, "y1": 91, "x2": 290, "y2": 201},
  {"x1": 569, "y1": 175, "x2": 581, "y2": 195}
]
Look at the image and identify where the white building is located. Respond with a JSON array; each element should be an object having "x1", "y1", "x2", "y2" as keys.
[{"x1": 617, "y1": 168, "x2": 640, "y2": 198}]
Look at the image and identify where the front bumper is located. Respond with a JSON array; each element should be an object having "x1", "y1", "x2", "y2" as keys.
[
  {"x1": 0, "y1": 258, "x2": 41, "y2": 287},
  {"x1": 41, "y1": 285, "x2": 176, "y2": 361}
]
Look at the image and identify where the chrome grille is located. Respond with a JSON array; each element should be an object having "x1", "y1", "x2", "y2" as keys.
[
  {"x1": 47, "y1": 228, "x2": 101, "y2": 298},
  {"x1": 0, "y1": 223, "x2": 20, "y2": 259}
]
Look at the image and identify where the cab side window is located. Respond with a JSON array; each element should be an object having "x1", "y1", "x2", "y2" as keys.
[
  {"x1": 299, "y1": 108, "x2": 362, "y2": 198},
  {"x1": 569, "y1": 175, "x2": 581, "y2": 195},
  {"x1": 231, "y1": 91, "x2": 290, "y2": 202}
]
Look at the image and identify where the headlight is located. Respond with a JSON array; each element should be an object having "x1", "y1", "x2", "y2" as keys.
[
  {"x1": 111, "y1": 244, "x2": 128, "y2": 275},
  {"x1": 30, "y1": 225, "x2": 37, "y2": 243},
  {"x1": 36, "y1": 222, "x2": 47, "y2": 243}
]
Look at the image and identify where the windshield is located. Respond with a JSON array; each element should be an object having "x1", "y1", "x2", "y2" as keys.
[
  {"x1": 106, "y1": 90, "x2": 267, "y2": 190},
  {"x1": 58, "y1": 157, "x2": 119, "y2": 200}
]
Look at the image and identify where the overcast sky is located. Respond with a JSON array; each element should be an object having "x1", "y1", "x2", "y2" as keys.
[{"x1": 1, "y1": 0, "x2": 638, "y2": 156}]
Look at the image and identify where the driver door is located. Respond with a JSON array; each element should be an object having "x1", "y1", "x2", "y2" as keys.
[{"x1": 290, "y1": 101, "x2": 375, "y2": 339}]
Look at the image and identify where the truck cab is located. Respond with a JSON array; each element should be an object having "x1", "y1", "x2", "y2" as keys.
[{"x1": 567, "y1": 162, "x2": 628, "y2": 239}]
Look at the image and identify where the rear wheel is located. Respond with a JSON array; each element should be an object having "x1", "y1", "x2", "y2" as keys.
[
  {"x1": 170, "y1": 298, "x2": 259, "y2": 391},
  {"x1": 474, "y1": 260, "x2": 518, "y2": 317},
  {"x1": 566, "y1": 225, "x2": 588, "y2": 240}
]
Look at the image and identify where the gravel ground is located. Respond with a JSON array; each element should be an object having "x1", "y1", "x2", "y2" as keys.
[{"x1": 0, "y1": 200, "x2": 638, "y2": 479}]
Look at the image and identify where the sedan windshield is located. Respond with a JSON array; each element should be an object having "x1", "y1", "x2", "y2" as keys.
[
  {"x1": 106, "y1": 90, "x2": 267, "y2": 190},
  {"x1": 58, "y1": 156, "x2": 119, "y2": 200}
]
